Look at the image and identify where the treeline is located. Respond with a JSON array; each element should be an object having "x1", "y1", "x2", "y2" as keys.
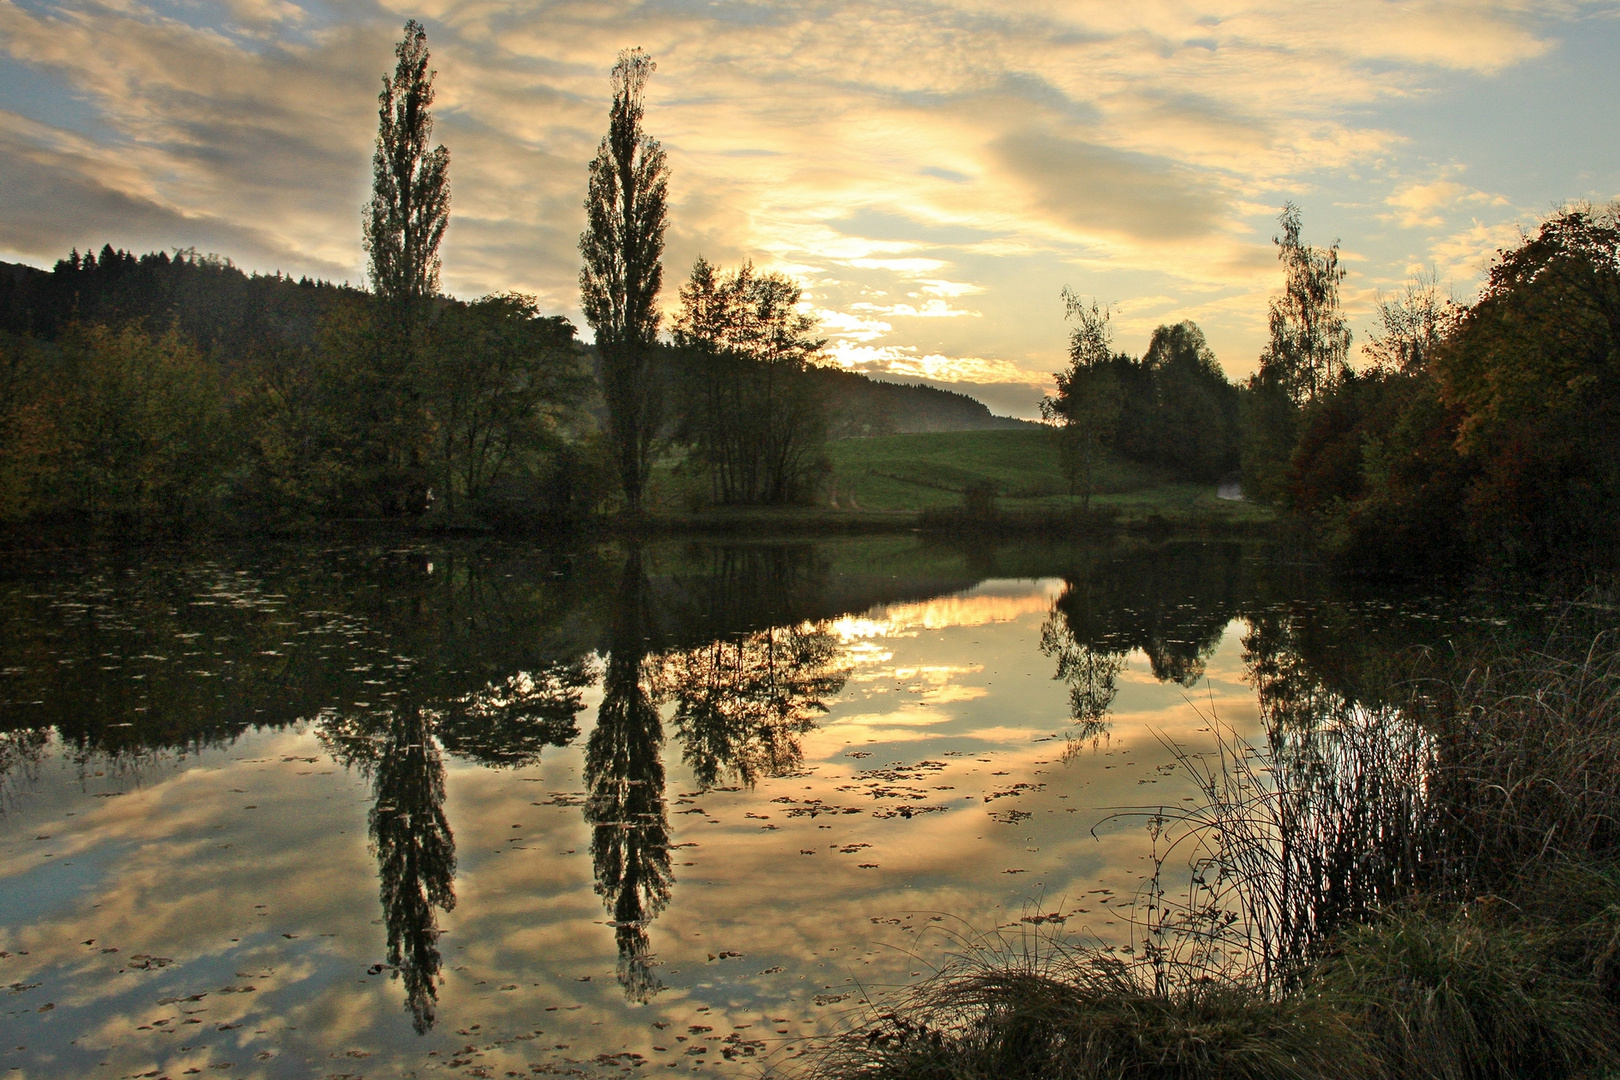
[
  {"x1": 0, "y1": 242, "x2": 1023, "y2": 534},
  {"x1": 0, "y1": 26, "x2": 1025, "y2": 538},
  {"x1": 1252, "y1": 203, "x2": 1620, "y2": 575},
  {"x1": 0, "y1": 247, "x2": 599, "y2": 532},
  {"x1": 1041, "y1": 297, "x2": 1241, "y2": 506},
  {"x1": 1049, "y1": 199, "x2": 1620, "y2": 575}
]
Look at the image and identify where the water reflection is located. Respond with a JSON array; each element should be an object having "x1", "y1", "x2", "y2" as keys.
[
  {"x1": 370, "y1": 704, "x2": 458, "y2": 1032},
  {"x1": 1038, "y1": 544, "x2": 1252, "y2": 740},
  {"x1": 586, "y1": 550, "x2": 671, "y2": 1002},
  {"x1": 439, "y1": 659, "x2": 596, "y2": 767},
  {"x1": 318, "y1": 700, "x2": 459, "y2": 1032},
  {"x1": 665, "y1": 625, "x2": 849, "y2": 791},
  {"x1": 1038, "y1": 616, "x2": 1122, "y2": 740},
  {"x1": 579, "y1": 549, "x2": 857, "y2": 1001},
  {"x1": 0, "y1": 536, "x2": 1532, "y2": 1070}
]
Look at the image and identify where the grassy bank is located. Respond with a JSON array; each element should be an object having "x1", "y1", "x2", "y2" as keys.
[
  {"x1": 642, "y1": 430, "x2": 1274, "y2": 537},
  {"x1": 807, "y1": 619, "x2": 1620, "y2": 1080}
]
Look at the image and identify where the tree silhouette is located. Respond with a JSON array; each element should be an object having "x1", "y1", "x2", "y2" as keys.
[
  {"x1": 364, "y1": 20, "x2": 449, "y2": 323},
  {"x1": 1043, "y1": 291, "x2": 1122, "y2": 509},
  {"x1": 580, "y1": 49, "x2": 669, "y2": 513},
  {"x1": 1260, "y1": 203, "x2": 1350, "y2": 408},
  {"x1": 1241, "y1": 204, "x2": 1349, "y2": 501},
  {"x1": 369, "y1": 704, "x2": 457, "y2": 1034},
  {"x1": 673, "y1": 258, "x2": 829, "y2": 505},
  {"x1": 357, "y1": 20, "x2": 450, "y2": 516},
  {"x1": 584, "y1": 550, "x2": 672, "y2": 1001}
]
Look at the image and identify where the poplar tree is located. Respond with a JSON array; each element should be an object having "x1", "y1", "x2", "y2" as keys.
[
  {"x1": 356, "y1": 19, "x2": 450, "y2": 515},
  {"x1": 364, "y1": 19, "x2": 450, "y2": 326},
  {"x1": 580, "y1": 49, "x2": 669, "y2": 513}
]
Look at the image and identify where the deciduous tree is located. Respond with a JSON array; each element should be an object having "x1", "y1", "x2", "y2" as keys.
[
  {"x1": 1242, "y1": 204, "x2": 1350, "y2": 501},
  {"x1": 1260, "y1": 203, "x2": 1351, "y2": 406},
  {"x1": 422, "y1": 294, "x2": 586, "y2": 519},
  {"x1": 580, "y1": 49, "x2": 668, "y2": 513},
  {"x1": 1043, "y1": 290, "x2": 1122, "y2": 510},
  {"x1": 672, "y1": 258, "x2": 827, "y2": 504}
]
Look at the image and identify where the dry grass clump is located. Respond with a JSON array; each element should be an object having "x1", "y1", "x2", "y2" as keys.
[
  {"x1": 816, "y1": 947, "x2": 1371, "y2": 1080},
  {"x1": 1317, "y1": 900, "x2": 1618, "y2": 1080},
  {"x1": 1422, "y1": 629, "x2": 1620, "y2": 901}
]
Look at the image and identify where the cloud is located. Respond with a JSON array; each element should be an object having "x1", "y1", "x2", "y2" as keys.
[
  {"x1": 816, "y1": 308, "x2": 892, "y2": 342},
  {"x1": 825, "y1": 339, "x2": 1041, "y2": 388},
  {"x1": 849, "y1": 299, "x2": 978, "y2": 319},
  {"x1": 1427, "y1": 217, "x2": 1529, "y2": 290},
  {"x1": 0, "y1": 110, "x2": 353, "y2": 276},
  {"x1": 1386, "y1": 179, "x2": 1508, "y2": 228},
  {"x1": 990, "y1": 129, "x2": 1228, "y2": 243},
  {"x1": 916, "y1": 278, "x2": 984, "y2": 297},
  {"x1": 0, "y1": 0, "x2": 1586, "y2": 392}
]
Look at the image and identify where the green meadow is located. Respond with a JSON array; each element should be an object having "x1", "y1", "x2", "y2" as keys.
[{"x1": 651, "y1": 428, "x2": 1274, "y2": 530}]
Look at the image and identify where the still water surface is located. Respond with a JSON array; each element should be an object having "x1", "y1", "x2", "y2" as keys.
[{"x1": 0, "y1": 537, "x2": 1501, "y2": 1078}]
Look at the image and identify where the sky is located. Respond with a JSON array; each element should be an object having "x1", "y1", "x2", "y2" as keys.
[{"x1": 1, "y1": 1, "x2": 1617, "y2": 418}]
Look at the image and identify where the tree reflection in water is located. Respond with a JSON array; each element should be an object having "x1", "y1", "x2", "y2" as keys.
[
  {"x1": 438, "y1": 658, "x2": 597, "y2": 766},
  {"x1": 1040, "y1": 544, "x2": 1242, "y2": 743},
  {"x1": 664, "y1": 624, "x2": 848, "y2": 790},
  {"x1": 1039, "y1": 614, "x2": 1123, "y2": 744},
  {"x1": 586, "y1": 551, "x2": 673, "y2": 1003},
  {"x1": 321, "y1": 662, "x2": 589, "y2": 1029},
  {"x1": 369, "y1": 705, "x2": 458, "y2": 1033},
  {"x1": 584, "y1": 549, "x2": 852, "y2": 1000},
  {"x1": 3, "y1": 537, "x2": 1516, "y2": 1027}
]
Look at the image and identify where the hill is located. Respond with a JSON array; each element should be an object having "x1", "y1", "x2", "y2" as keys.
[
  {"x1": 810, "y1": 366, "x2": 1033, "y2": 437},
  {"x1": 0, "y1": 248, "x2": 353, "y2": 354},
  {"x1": 2, "y1": 247, "x2": 1031, "y2": 437}
]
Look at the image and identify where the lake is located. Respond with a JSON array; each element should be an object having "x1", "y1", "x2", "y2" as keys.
[{"x1": 0, "y1": 536, "x2": 1510, "y2": 1079}]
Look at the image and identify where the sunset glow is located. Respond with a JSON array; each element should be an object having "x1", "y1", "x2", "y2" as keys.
[{"x1": 2, "y1": 2, "x2": 1616, "y2": 415}]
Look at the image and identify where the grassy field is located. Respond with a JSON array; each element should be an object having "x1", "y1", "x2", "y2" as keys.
[
  {"x1": 823, "y1": 429, "x2": 1273, "y2": 525},
  {"x1": 645, "y1": 429, "x2": 1274, "y2": 530}
]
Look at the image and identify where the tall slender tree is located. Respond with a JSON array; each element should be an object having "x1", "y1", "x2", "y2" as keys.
[
  {"x1": 1241, "y1": 204, "x2": 1350, "y2": 501},
  {"x1": 364, "y1": 20, "x2": 450, "y2": 325},
  {"x1": 356, "y1": 20, "x2": 450, "y2": 515},
  {"x1": 580, "y1": 49, "x2": 669, "y2": 513}
]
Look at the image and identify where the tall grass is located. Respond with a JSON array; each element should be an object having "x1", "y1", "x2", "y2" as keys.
[
  {"x1": 1420, "y1": 628, "x2": 1620, "y2": 899},
  {"x1": 1318, "y1": 901, "x2": 1618, "y2": 1080},
  {"x1": 812, "y1": 935, "x2": 1372, "y2": 1080}
]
